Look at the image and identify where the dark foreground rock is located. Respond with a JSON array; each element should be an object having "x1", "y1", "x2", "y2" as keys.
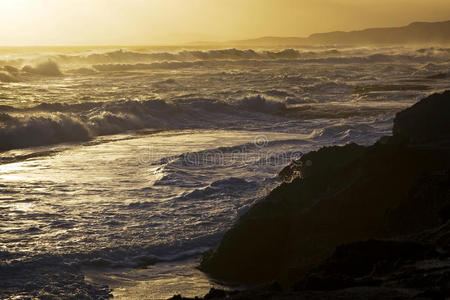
[
  {"x1": 393, "y1": 90, "x2": 450, "y2": 143},
  {"x1": 173, "y1": 220, "x2": 450, "y2": 299},
  {"x1": 173, "y1": 91, "x2": 450, "y2": 299}
]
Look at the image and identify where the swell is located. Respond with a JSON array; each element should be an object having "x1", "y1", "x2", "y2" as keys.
[
  {"x1": 40, "y1": 47, "x2": 450, "y2": 65},
  {"x1": 45, "y1": 48, "x2": 321, "y2": 64},
  {"x1": 0, "y1": 48, "x2": 318, "y2": 69},
  {"x1": 91, "y1": 53, "x2": 446, "y2": 71},
  {"x1": 2, "y1": 48, "x2": 449, "y2": 73}
]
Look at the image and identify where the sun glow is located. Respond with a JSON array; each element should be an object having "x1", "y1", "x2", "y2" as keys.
[{"x1": 0, "y1": 0, "x2": 449, "y2": 45}]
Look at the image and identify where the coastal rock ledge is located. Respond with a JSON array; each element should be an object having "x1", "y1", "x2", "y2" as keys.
[{"x1": 172, "y1": 90, "x2": 450, "y2": 299}]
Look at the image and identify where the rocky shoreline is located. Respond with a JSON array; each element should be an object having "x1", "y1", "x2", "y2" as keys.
[{"x1": 171, "y1": 91, "x2": 450, "y2": 299}]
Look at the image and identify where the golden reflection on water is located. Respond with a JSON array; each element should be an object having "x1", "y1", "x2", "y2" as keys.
[
  {"x1": 9, "y1": 202, "x2": 34, "y2": 212},
  {"x1": 0, "y1": 162, "x2": 30, "y2": 181},
  {"x1": 85, "y1": 259, "x2": 223, "y2": 300}
]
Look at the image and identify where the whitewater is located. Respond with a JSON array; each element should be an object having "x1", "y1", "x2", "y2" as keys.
[{"x1": 1, "y1": 46, "x2": 449, "y2": 298}]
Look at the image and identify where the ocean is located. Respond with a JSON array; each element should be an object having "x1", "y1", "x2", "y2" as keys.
[{"x1": 1, "y1": 45, "x2": 449, "y2": 299}]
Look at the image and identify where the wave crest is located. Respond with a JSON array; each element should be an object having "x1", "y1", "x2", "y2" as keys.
[
  {"x1": 0, "y1": 71, "x2": 18, "y2": 82},
  {"x1": 0, "y1": 114, "x2": 89, "y2": 151},
  {"x1": 22, "y1": 60, "x2": 63, "y2": 76},
  {"x1": 235, "y1": 95, "x2": 286, "y2": 112},
  {"x1": 0, "y1": 95, "x2": 287, "y2": 151}
]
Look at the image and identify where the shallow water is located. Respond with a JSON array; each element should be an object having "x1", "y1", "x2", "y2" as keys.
[
  {"x1": 1, "y1": 45, "x2": 449, "y2": 298},
  {"x1": 84, "y1": 259, "x2": 224, "y2": 299}
]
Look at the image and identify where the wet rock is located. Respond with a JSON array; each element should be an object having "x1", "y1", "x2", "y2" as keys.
[{"x1": 204, "y1": 288, "x2": 227, "y2": 299}]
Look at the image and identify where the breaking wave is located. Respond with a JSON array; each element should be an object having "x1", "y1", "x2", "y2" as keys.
[
  {"x1": 0, "y1": 71, "x2": 19, "y2": 82},
  {"x1": 0, "y1": 114, "x2": 90, "y2": 151},
  {"x1": 48, "y1": 47, "x2": 450, "y2": 65},
  {"x1": 0, "y1": 96, "x2": 288, "y2": 151},
  {"x1": 54, "y1": 48, "x2": 309, "y2": 64},
  {"x1": 22, "y1": 60, "x2": 63, "y2": 76},
  {"x1": 2, "y1": 47, "x2": 448, "y2": 72},
  {"x1": 90, "y1": 53, "x2": 447, "y2": 71},
  {"x1": 0, "y1": 66, "x2": 21, "y2": 82},
  {"x1": 0, "y1": 61, "x2": 63, "y2": 81}
]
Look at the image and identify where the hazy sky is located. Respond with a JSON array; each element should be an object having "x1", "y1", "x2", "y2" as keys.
[{"x1": 0, "y1": 0, "x2": 449, "y2": 45}]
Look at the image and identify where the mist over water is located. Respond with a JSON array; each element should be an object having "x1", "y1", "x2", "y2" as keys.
[{"x1": 1, "y1": 45, "x2": 450, "y2": 298}]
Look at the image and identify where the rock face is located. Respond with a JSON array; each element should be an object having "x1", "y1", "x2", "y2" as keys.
[
  {"x1": 393, "y1": 90, "x2": 450, "y2": 143},
  {"x1": 198, "y1": 90, "x2": 450, "y2": 292}
]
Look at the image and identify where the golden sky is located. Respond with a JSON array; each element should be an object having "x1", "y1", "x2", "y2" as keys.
[{"x1": 0, "y1": 0, "x2": 449, "y2": 46}]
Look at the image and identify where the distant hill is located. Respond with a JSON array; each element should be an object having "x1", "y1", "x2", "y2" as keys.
[{"x1": 230, "y1": 20, "x2": 450, "y2": 46}]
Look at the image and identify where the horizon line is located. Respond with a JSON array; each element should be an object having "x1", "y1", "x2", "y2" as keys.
[{"x1": 1, "y1": 19, "x2": 448, "y2": 48}]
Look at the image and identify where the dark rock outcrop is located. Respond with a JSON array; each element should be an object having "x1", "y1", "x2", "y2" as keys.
[
  {"x1": 179, "y1": 222, "x2": 450, "y2": 299},
  {"x1": 393, "y1": 90, "x2": 450, "y2": 143},
  {"x1": 387, "y1": 170, "x2": 450, "y2": 235},
  {"x1": 197, "y1": 90, "x2": 450, "y2": 294}
]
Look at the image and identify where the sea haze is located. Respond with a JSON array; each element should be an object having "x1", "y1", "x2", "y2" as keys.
[{"x1": 1, "y1": 45, "x2": 449, "y2": 298}]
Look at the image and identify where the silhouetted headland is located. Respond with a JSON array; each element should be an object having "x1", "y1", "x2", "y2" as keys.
[{"x1": 229, "y1": 20, "x2": 450, "y2": 46}]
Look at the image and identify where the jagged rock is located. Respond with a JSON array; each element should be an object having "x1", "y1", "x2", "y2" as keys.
[
  {"x1": 201, "y1": 143, "x2": 450, "y2": 284},
  {"x1": 199, "y1": 91, "x2": 450, "y2": 287},
  {"x1": 279, "y1": 143, "x2": 365, "y2": 182}
]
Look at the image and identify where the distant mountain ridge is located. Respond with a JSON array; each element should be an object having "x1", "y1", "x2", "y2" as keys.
[{"x1": 230, "y1": 20, "x2": 450, "y2": 46}]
